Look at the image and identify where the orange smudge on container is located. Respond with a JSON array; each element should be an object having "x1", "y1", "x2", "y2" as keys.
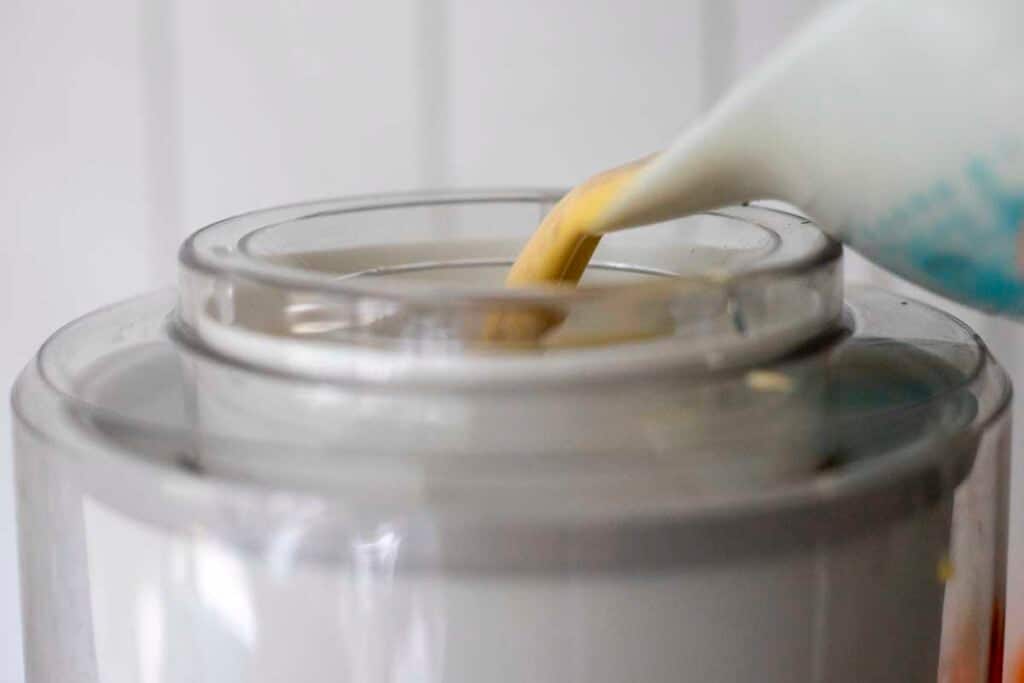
[
  {"x1": 988, "y1": 600, "x2": 1003, "y2": 683},
  {"x1": 945, "y1": 600, "x2": 1005, "y2": 683}
]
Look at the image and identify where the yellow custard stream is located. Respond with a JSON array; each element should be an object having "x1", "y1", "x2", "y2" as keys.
[
  {"x1": 485, "y1": 156, "x2": 650, "y2": 344},
  {"x1": 506, "y1": 157, "x2": 649, "y2": 288}
]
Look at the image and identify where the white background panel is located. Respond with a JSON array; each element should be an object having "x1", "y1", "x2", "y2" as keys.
[
  {"x1": 173, "y1": 0, "x2": 425, "y2": 235},
  {"x1": 448, "y1": 0, "x2": 704, "y2": 186}
]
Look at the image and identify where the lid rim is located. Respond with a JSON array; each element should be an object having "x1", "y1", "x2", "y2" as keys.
[
  {"x1": 178, "y1": 189, "x2": 842, "y2": 304},
  {"x1": 18, "y1": 288, "x2": 1008, "y2": 531}
]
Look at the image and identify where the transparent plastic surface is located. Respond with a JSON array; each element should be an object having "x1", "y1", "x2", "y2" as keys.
[
  {"x1": 13, "y1": 192, "x2": 1012, "y2": 682},
  {"x1": 177, "y1": 191, "x2": 842, "y2": 371}
]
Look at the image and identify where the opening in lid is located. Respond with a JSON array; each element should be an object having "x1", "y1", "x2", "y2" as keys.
[{"x1": 176, "y1": 191, "x2": 842, "y2": 383}]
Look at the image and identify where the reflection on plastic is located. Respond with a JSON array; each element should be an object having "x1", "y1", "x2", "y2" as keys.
[
  {"x1": 195, "y1": 538, "x2": 257, "y2": 647},
  {"x1": 137, "y1": 584, "x2": 164, "y2": 683}
]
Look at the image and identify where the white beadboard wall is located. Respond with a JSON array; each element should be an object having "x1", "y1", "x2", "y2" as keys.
[{"x1": 1, "y1": 1, "x2": 1021, "y2": 681}]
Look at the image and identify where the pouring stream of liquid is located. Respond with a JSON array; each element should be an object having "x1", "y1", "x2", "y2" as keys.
[{"x1": 486, "y1": 157, "x2": 652, "y2": 343}]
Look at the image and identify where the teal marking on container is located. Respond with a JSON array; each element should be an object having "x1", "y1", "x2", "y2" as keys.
[{"x1": 851, "y1": 156, "x2": 1024, "y2": 316}]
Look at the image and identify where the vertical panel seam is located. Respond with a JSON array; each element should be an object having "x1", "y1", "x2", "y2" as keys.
[
  {"x1": 138, "y1": 0, "x2": 185, "y2": 283},
  {"x1": 699, "y1": 0, "x2": 737, "y2": 113},
  {"x1": 415, "y1": 0, "x2": 452, "y2": 237},
  {"x1": 416, "y1": 0, "x2": 451, "y2": 191}
]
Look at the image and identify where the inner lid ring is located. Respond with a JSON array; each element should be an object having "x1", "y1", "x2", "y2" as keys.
[{"x1": 175, "y1": 190, "x2": 843, "y2": 385}]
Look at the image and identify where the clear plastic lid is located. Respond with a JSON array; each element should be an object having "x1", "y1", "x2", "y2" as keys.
[
  {"x1": 15, "y1": 192, "x2": 1010, "y2": 558},
  {"x1": 175, "y1": 190, "x2": 843, "y2": 383}
]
